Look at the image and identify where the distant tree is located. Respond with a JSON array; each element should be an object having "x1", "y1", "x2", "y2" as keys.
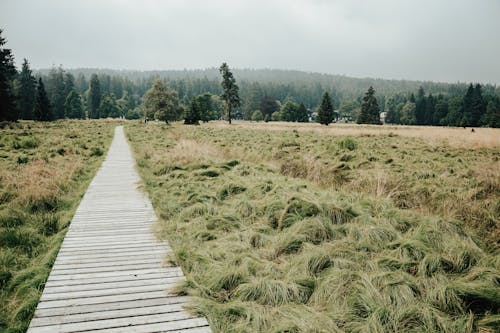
[
  {"x1": 318, "y1": 92, "x2": 334, "y2": 125},
  {"x1": 251, "y1": 110, "x2": 264, "y2": 121},
  {"x1": 462, "y1": 84, "x2": 474, "y2": 126},
  {"x1": 143, "y1": 79, "x2": 179, "y2": 123},
  {"x1": 16, "y1": 59, "x2": 36, "y2": 119},
  {"x1": 385, "y1": 97, "x2": 398, "y2": 124},
  {"x1": 0, "y1": 29, "x2": 18, "y2": 121},
  {"x1": 197, "y1": 93, "x2": 214, "y2": 122},
  {"x1": 445, "y1": 96, "x2": 464, "y2": 126},
  {"x1": 399, "y1": 102, "x2": 416, "y2": 125},
  {"x1": 470, "y1": 84, "x2": 485, "y2": 126},
  {"x1": 87, "y1": 74, "x2": 101, "y2": 118},
  {"x1": 34, "y1": 78, "x2": 52, "y2": 121},
  {"x1": 271, "y1": 111, "x2": 281, "y2": 121},
  {"x1": 415, "y1": 86, "x2": 426, "y2": 125},
  {"x1": 297, "y1": 103, "x2": 309, "y2": 122},
  {"x1": 357, "y1": 86, "x2": 381, "y2": 124},
  {"x1": 260, "y1": 96, "x2": 279, "y2": 118},
  {"x1": 280, "y1": 101, "x2": 299, "y2": 122},
  {"x1": 75, "y1": 73, "x2": 88, "y2": 94},
  {"x1": 46, "y1": 66, "x2": 66, "y2": 119},
  {"x1": 484, "y1": 99, "x2": 499, "y2": 128},
  {"x1": 63, "y1": 72, "x2": 75, "y2": 100},
  {"x1": 98, "y1": 94, "x2": 120, "y2": 118},
  {"x1": 184, "y1": 97, "x2": 201, "y2": 125},
  {"x1": 64, "y1": 90, "x2": 84, "y2": 119},
  {"x1": 125, "y1": 107, "x2": 143, "y2": 120},
  {"x1": 434, "y1": 97, "x2": 449, "y2": 126},
  {"x1": 424, "y1": 93, "x2": 435, "y2": 125},
  {"x1": 219, "y1": 63, "x2": 240, "y2": 124}
]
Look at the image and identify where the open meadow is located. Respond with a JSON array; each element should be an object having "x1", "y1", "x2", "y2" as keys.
[
  {"x1": 0, "y1": 120, "x2": 117, "y2": 332},
  {"x1": 126, "y1": 121, "x2": 499, "y2": 333}
]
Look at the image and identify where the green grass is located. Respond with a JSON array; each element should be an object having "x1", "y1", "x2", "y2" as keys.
[
  {"x1": 126, "y1": 122, "x2": 499, "y2": 333},
  {"x1": 0, "y1": 120, "x2": 117, "y2": 332}
]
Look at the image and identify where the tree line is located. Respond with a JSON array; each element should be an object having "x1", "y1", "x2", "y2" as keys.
[{"x1": 1, "y1": 29, "x2": 499, "y2": 127}]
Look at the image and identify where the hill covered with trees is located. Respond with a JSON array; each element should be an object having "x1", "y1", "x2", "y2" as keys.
[{"x1": 1, "y1": 29, "x2": 499, "y2": 127}]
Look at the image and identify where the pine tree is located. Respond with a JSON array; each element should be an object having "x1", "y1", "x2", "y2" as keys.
[
  {"x1": 34, "y1": 78, "x2": 52, "y2": 121},
  {"x1": 385, "y1": 97, "x2": 397, "y2": 124},
  {"x1": 424, "y1": 94, "x2": 435, "y2": 125},
  {"x1": 357, "y1": 86, "x2": 381, "y2": 124},
  {"x1": 433, "y1": 97, "x2": 448, "y2": 126},
  {"x1": 462, "y1": 84, "x2": 474, "y2": 126},
  {"x1": 297, "y1": 103, "x2": 309, "y2": 122},
  {"x1": 197, "y1": 93, "x2": 214, "y2": 122},
  {"x1": 484, "y1": 99, "x2": 499, "y2": 128},
  {"x1": 184, "y1": 97, "x2": 201, "y2": 125},
  {"x1": 16, "y1": 59, "x2": 36, "y2": 119},
  {"x1": 88, "y1": 74, "x2": 101, "y2": 119},
  {"x1": 470, "y1": 84, "x2": 485, "y2": 126},
  {"x1": 64, "y1": 90, "x2": 84, "y2": 119},
  {"x1": 219, "y1": 63, "x2": 240, "y2": 124},
  {"x1": 318, "y1": 92, "x2": 334, "y2": 125},
  {"x1": 0, "y1": 29, "x2": 18, "y2": 121},
  {"x1": 47, "y1": 66, "x2": 66, "y2": 119},
  {"x1": 415, "y1": 86, "x2": 426, "y2": 125}
]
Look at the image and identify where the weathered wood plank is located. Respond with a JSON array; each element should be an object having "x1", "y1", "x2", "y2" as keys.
[
  {"x1": 34, "y1": 296, "x2": 189, "y2": 318},
  {"x1": 27, "y1": 126, "x2": 210, "y2": 333}
]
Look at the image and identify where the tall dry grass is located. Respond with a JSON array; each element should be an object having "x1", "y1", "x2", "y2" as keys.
[
  {"x1": 0, "y1": 120, "x2": 117, "y2": 332},
  {"x1": 126, "y1": 121, "x2": 500, "y2": 333},
  {"x1": 208, "y1": 121, "x2": 500, "y2": 149}
]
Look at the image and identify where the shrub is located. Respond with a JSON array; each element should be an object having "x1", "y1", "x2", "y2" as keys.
[{"x1": 339, "y1": 137, "x2": 358, "y2": 151}]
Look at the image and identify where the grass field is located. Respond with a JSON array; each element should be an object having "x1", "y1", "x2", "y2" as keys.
[
  {"x1": 0, "y1": 120, "x2": 117, "y2": 332},
  {"x1": 126, "y1": 121, "x2": 499, "y2": 333}
]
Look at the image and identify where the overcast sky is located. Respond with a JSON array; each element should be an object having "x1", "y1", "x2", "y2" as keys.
[{"x1": 1, "y1": 0, "x2": 499, "y2": 83}]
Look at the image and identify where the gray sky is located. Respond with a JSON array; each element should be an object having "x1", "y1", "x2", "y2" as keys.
[{"x1": 1, "y1": 0, "x2": 499, "y2": 83}]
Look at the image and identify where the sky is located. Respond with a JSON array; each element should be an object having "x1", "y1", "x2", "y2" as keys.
[{"x1": 1, "y1": 0, "x2": 499, "y2": 84}]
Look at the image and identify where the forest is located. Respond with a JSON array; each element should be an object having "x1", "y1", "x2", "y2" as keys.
[{"x1": 1, "y1": 29, "x2": 499, "y2": 127}]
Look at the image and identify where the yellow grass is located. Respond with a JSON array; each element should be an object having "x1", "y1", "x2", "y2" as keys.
[{"x1": 208, "y1": 121, "x2": 500, "y2": 149}]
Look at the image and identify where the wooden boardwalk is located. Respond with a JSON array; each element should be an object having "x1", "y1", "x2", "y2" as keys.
[{"x1": 27, "y1": 126, "x2": 211, "y2": 333}]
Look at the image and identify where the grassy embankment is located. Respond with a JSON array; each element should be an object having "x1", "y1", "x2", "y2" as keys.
[
  {"x1": 127, "y1": 121, "x2": 499, "y2": 333},
  {"x1": 0, "y1": 120, "x2": 117, "y2": 332}
]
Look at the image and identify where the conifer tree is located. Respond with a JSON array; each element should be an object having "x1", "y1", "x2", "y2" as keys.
[
  {"x1": 16, "y1": 59, "x2": 36, "y2": 120},
  {"x1": 34, "y1": 78, "x2": 52, "y2": 121},
  {"x1": 357, "y1": 86, "x2": 381, "y2": 124},
  {"x1": 0, "y1": 29, "x2": 18, "y2": 121},
  {"x1": 462, "y1": 84, "x2": 474, "y2": 126},
  {"x1": 484, "y1": 99, "x2": 499, "y2": 128},
  {"x1": 47, "y1": 66, "x2": 66, "y2": 119},
  {"x1": 184, "y1": 97, "x2": 201, "y2": 125},
  {"x1": 470, "y1": 84, "x2": 485, "y2": 126},
  {"x1": 219, "y1": 63, "x2": 240, "y2": 124},
  {"x1": 88, "y1": 74, "x2": 101, "y2": 119},
  {"x1": 64, "y1": 90, "x2": 84, "y2": 119},
  {"x1": 318, "y1": 92, "x2": 334, "y2": 125},
  {"x1": 415, "y1": 86, "x2": 426, "y2": 125},
  {"x1": 297, "y1": 103, "x2": 309, "y2": 122}
]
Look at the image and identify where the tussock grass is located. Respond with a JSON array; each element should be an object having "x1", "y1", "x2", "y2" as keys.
[
  {"x1": 126, "y1": 121, "x2": 499, "y2": 333},
  {"x1": 172, "y1": 121, "x2": 499, "y2": 248},
  {"x1": 0, "y1": 120, "x2": 116, "y2": 332}
]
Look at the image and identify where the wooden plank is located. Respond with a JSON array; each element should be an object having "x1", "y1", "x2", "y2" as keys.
[
  {"x1": 40, "y1": 283, "x2": 175, "y2": 301},
  {"x1": 28, "y1": 311, "x2": 194, "y2": 333},
  {"x1": 34, "y1": 296, "x2": 189, "y2": 318},
  {"x1": 30, "y1": 303, "x2": 187, "y2": 327},
  {"x1": 45, "y1": 272, "x2": 178, "y2": 288},
  {"x1": 27, "y1": 126, "x2": 210, "y2": 333},
  {"x1": 43, "y1": 276, "x2": 182, "y2": 294},
  {"x1": 79, "y1": 318, "x2": 210, "y2": 333}
]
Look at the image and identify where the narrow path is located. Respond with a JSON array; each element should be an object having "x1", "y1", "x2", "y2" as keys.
[{"x1": 27, "y1": 126, "x2": 211, "y2": 333}]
